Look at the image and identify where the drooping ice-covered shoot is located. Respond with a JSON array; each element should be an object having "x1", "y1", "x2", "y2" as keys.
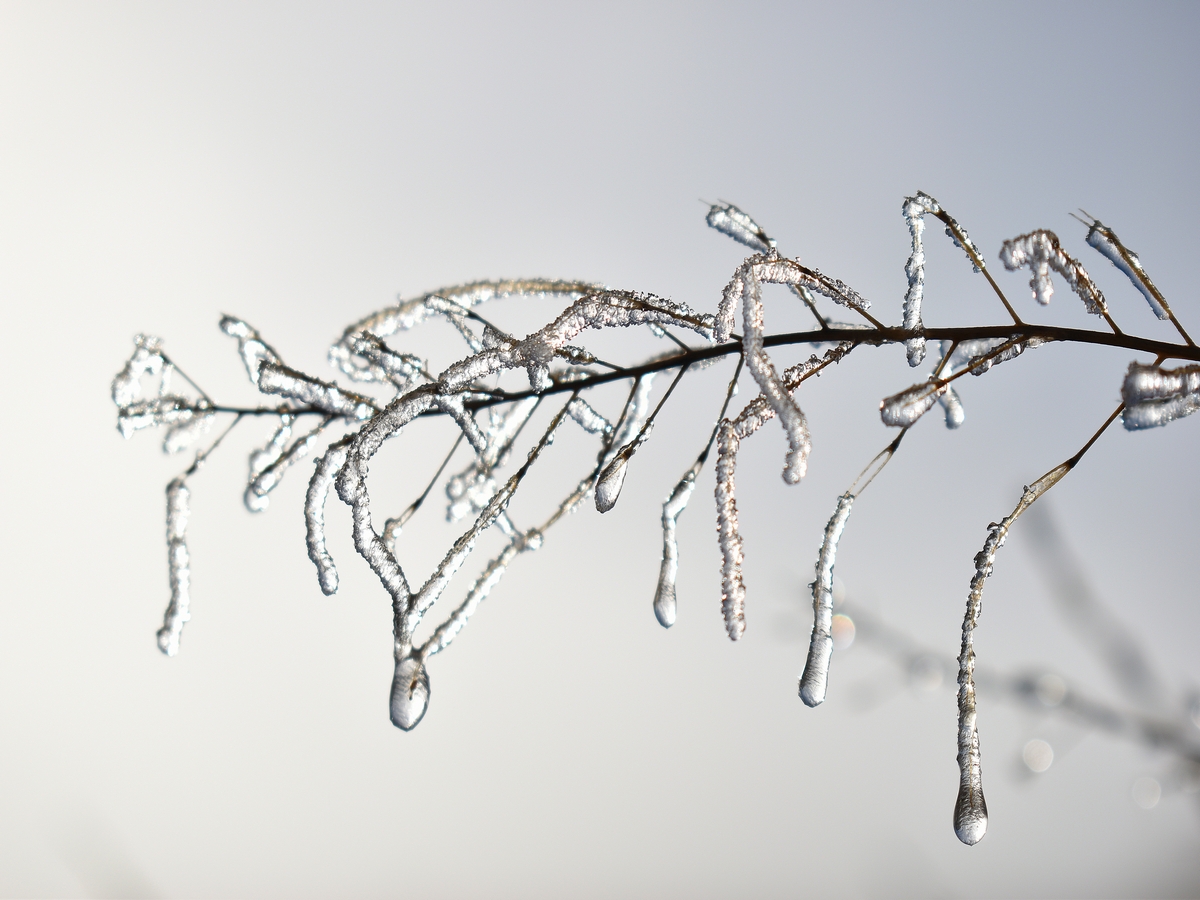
[{"x1": 112, "y1": 193, "x2": 1199, "y2": 849}]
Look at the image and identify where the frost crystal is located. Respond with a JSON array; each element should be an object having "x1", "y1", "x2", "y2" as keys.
[
  {"x1": 999, "y1": 231, "x2": 1107, "y2": 315},
  {"x1": 799, "y1": 493, "x2": 854, "y2": 706},
  {"x1": 1121, "y1": 362, "x2": 1200, "y2": 429}
]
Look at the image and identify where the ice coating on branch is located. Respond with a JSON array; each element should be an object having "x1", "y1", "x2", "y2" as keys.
[
  {"x1": 330, "y1": 280, "x2": 601, "y2": 383},
  {"x1": 446, "y1": 397, "x2": 539, "y2": 523},
  {"x1": 390, "y1": 655, "x2": 430, "y2": 730},
  {"x1": 900, "y1": 193, "x2": 987, "y2": 366},
  {"x1": 939, "y1": 386, "x2": 965, "y2": 429},
  {"x1": 1085, "y1": 220, "x2": 1170, "y2": 319},
  {"x1": 902, "y1": 193, "x2": 938, "y2": 366},
  {"x1": 706, "y1": 202, "x2": 776, "y2": 253},
  {"x1": 999, "y1": 231, "x2": 1107, "y2": 315},
  {"x1": 112, "y1": 334, "x2": 164, "y2": 407},
  {"x1": 245, "y1": 415, "x2": 294, "y2": 511},
  {"x1": 716, "y1": 257, "x2": 870, "y2": 343},
  {"x1": 157, "y1": 477, "x2": 191, "y2": 656},
  {"x1": 955, "y1": 463, "x2": 1070, "y2": 845},
  {"x1": 257, "y1": 362, "x2": 376, "y2": 420},
  {"x1": 1121, "y1": 362, "x2": 1200, "y2": 429},
  {"x1": 715, "y1": 421, "x2": 746, "y2": 640},
  {"x1": 566, "y1": 397, "x2": 612, "y2": 435},
  {"x1": 654, "y1": 461, "x2": 701, "y2": 628},
  {"x1": 305, "y1": 442, "x2": 348, "y2": 595},
  {"x1": 220, "y1": 316, "x2": 281, "y2": 387},
  {"x1": 880, "y1": 381, "x2": 947, "y2": 427},
  {"x1": 799, "y1": 493, "x2": 854, "y2": 706},
  {"x1": 349, "y1": 335, "x2": 428, "y2": 390},
  {"x1": 246, "y1": 418, "x2": 328, "y2": 512}
]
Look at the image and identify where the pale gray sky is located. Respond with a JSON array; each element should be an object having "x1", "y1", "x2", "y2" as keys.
[{"x1": 1, "y1": 2, "x2": 1198, "y2": 896}]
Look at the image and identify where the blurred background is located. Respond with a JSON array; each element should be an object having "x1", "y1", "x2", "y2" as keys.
[{"x1": 1, "y1": 2, "x2": 1198, "y2": 896}]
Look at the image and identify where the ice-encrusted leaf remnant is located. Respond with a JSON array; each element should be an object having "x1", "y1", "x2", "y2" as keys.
[
  {"x1": 954, "y1": 463, "x2": 1070, "y2": 845},
  {"x1": 1084, "y1": 219, "x2": 1169, "y2": 320},
  {"x1": 999, "y1": 230, "x2": 1107, "y2": 316},
  {"x1": 706, "y1": 201, "x2": 776, "y2": 254},
  {"x1": 1121, "y1": 362, "x2": 1200, "y2": 430}
]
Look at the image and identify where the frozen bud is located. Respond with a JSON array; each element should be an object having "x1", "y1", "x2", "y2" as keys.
[{"x1": 706, "y1": 202, "x2": 775, "y2": 253}]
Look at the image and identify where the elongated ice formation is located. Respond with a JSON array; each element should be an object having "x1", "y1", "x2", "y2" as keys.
[
  {"x1": 654, "y1": 461, "x2": 700, "y2": 628},
  {"x1": 715, "y1": 421, "x2": 745, "y2": 640},
  {"x1": 246, "y1": 418, "x2": 329, "y2": 512},
  {"x1": 157, "y1": 477, "x2": 191, "y2": 656},
  {"x1": 902, "y1": 193, "x2": 937, "y2": 366},
  {"x1": 900, "y1": 192, "x2": 987, "y2": 366},
  {"x1": 799, "y1": 492, "x2": 854, "y2": 706},
  {"x1": 1085, "y1": 220, "x2": 1170, "y2": 320},
  {"x1": 330, "y1": 280, "x2": 602, "y2": 383},
  {"x1": 1121, "y1": 361, "x2": 1200, "y2": 430},
  {"x1": 998, "y1": 231, "x2": 1107, "y2": 316},
  {"x1": 305, "y1": 442, "x2": 349, "y2": 595},
  {"x1": 220, "y1": 316, "x2": 281, "y2": 387},
  {"x1": 245, "y1": 415, "x2": 294, "y2": 511},
  {"x1": 258, "y1": 362, "x2": 376, "y2": 420},
  {"x1": 939, "y1": 385, "x2": 965, "y2": 429},
  {"x1": 706, "y1": 202, "x2": 776, "y2": 253},
  {"x1": 880, "y1": 381, "x2": 947, "y2": 427},
  {"x1": 955, "y1": 463, "x2": 1070, "y2": 845}
]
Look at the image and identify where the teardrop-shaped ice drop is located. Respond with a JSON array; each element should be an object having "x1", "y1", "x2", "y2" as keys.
[
  {"x1": 954, "y1": 786, "x2": 988, "y2": 845},
  {"x1": 390, "y1": 656, "x2": 430, "y2": 731},
  {"x1": 653, "y1": 579, "x2": 676, "y2": 628},
  {"x1": 594, "y1": 456, "x2": 628, "y2": 513}
]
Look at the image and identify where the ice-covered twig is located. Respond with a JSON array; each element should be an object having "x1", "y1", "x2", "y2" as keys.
[
  {"x1": 221, "y1": 316, "x2": 282, "y2": 387},
  {"x1": 653, "y1": 461, "x2": 699, "y2": 629},
  {"x1": 798, "y1": 430, "x2": 905, "y2": 706},
  {"x1": 1121, "y1": 361, "x2": 1200, "y2": 430},
  {"x1": 245, "y1": 416, "x2": 333, "y2": 512},
  {"x1": 999, "y1": 231, "x2": 1116, "y2": 331},
  {"x1": 330, "y1": 279, "x2": 602, "y2": 383},
  {"x1": 901, "y1": 192, "x2": 996, "y2": 365},
  {"x1": 1083, "y1": 215, "x2": 1195, "y2": 345},
  {"x1": 157, "y1": 477, "x2": 191, "y2": 657},
  {"x1": 257, "y1": 362, "x2": 378, "y2": 420},
  {"x1": 799, "y1": 493, "x2": 853, "y2": 706},
  {"x1": 955, "y1": 462, "x2": 1070, "y2": 845}
]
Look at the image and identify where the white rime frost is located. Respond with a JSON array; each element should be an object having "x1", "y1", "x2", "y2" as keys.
[
  {"x1": 955, "y1": 463, "x2": 1070, "y2": 845},
  {"x1": 999, "y1": 231, "x2": 1107, "y2": 315},
  {"x1": 1121, "y1": 362, "x2": 1200, "y2": 430},
  {"x1": 1085, "y1": 220, "x2": 1170, "y2": 320},
  {"x1": 798, "y1": 492, "x2": 854, "y2": 706}
]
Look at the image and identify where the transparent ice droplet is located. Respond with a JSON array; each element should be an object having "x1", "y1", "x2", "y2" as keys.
[
  {"x1": 594, "y1": 456, "x2": 628, "y2": 513},
  {"x1": 390, "y1": 656, "x2": 430, "y2": 731},
  {"x1": 653, "y1": 580, "x2": 676, "y2": 628},
  {"x1": 954, "y1": 791, "x2": 988, "y2": 846}
]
